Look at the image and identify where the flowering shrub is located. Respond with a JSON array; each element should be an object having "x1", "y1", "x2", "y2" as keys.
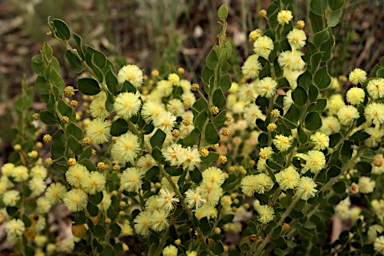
[{"x1": 2, "y1": 0, "x2": 384, "y2": 255}]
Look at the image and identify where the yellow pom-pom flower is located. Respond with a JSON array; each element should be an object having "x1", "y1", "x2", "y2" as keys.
[
  {"x1": 114, "y1": 92, "x2": 141, "y2": 120},
  {"x1": 117, "y1": 64, "x2": 143, "y2": 88},
  {"x1": 86, "y1": 118, "x2": 111, "y2": 145},
  {"x1": 111, "y1": 132, "x2": 140, "y2": 164},
  {"x1": 277, "y1": 10, "x2": 293, "y2": 25},
  {"x1": 63, "y1": 189, "x2": 88, "y2": 212}
]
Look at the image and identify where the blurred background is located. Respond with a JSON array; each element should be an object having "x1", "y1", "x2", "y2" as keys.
[{"x1": 0, "y1": 0, "x2": 383, "y2": 162}]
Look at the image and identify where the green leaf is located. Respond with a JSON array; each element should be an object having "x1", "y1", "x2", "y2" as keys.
[
  {"x1": 121, "y1": 81, "x2": 136, "y2": 93},
  {"x1": 193, "y1": 98, "x2": 208, "y2": 114},
  {"x1": 165, "y1": 166, "x2": 183, "y2": 176},
  {"x1": 206, "y1": 49, "x2": 218, "y2": 70},
  {"x1": 68, "y1": 135, "x2": 82, "y2": 155},
  {"x1": 303, "y1": 220, "x2": 317, "y2": 229},
  {"x1": 50, "y1": 69, "x2": 65, "y2": 94},
  {"x1": 182, "y1": 128, "x2": 200, "y2": 146},
  {"x1": 218, "y1": 74, "x2": 231, "y2": 92},
  {"x1": 22, "y1": 214, "x2": 32, "y2": 228},
  {"x1": 89, "y1": 191, "x2": 103, "y2": 205},
  {"x1": 110, "y1": 118, "x2": 129, "y2": 136},
  {"x1": 78, "y1": 78, "x2": 101, "y2": 95},
  {"x1": 194, "y1": 111, "x2": 208, "y2": 131},
  {"x1": 79, "y1": 159, "x2": 96, "y2": 171},
  {"x1": 200, "y1": 217, "x2": 212, "y2": 235},
  {"x1": 87, "y1": 202, "x2": 99, "y2": 217},
  {"x1": 256, "y1": 96, "x2": 269, "y2": 111},
  {"x1": 328, "y1": 0, "x2": 345, "y2": 10},
  {"x1": 307, "y1": 98, "x2": 327, "y2": 113},
  {"x1": 341, "y1": 140, "x2": 353, "y2": 157},
  {"x1": 65, "y1": 50, "x2": 83, "y2": 73},
  {"x1": 36, "y1": 76, "x2": 51, "y2": 94},
  {"x1": 105, "y1": 93, "x2": 114, "y2": 112},
  {"x1": 314, "y1": 66, "x2": 331, "y2": 89},
  {"x1": 292, "y1": 86, "x2": 307, "y2": 106},
  {"x1": 304, "y1": 112, "x2": 322, "y2": 131},
  {"x1": 310, "y1": 0, "x2": 327, "y2": 15},
  {"x1": 356, "y1": 162, "x2": 372, "y2": 174},
  {"x1": 105, "y1": 68, "x2": 118, "y2": 95},
  {"x1": 190, "y1": 168, "x2": 202, "y2": 183},
  {"x1": 313, "y1": 30, "x2": 329, "y2": 48},
  {"x1": 309, "y1": 11, "x2": 324, "y2": 34},
  {"x1": 66, "y1": 123, "x2": 83, "y2": 140},
  {"x1": 74, "y1": 211, "x2": 86, "y2": 224},
  {"x1": 332, "y1": 180, "x2": 346, "y2": 193},
  {"x1": 298, "y1": 125, "x2": 308, "y2": 144},
  {"x1": 42, "y1": 42, "x2": 53, "y2": 58},
  {"x1": 213, "y1": 88, "x2": 226, "y2": 109},
  {"x1": 327, "y1": 10, "x2": 341, "y2": 27},
  {"x1": 152, "y1": 147, "x2": 165, "y2": 163},
  {"x1": 52, "y1": 19, "x2": 71, "y2": 40},
  {"x1": 310, "y1": 52, "x2": 323, "y2": 73},
  {"x1": 109, "y1": 223, "x2": 121, "y2": 237},
  {"x1": 218, "y1": 4, "x2": 228, "y2": 21},
  {"x1": 213, "y1": 110, "x2": 227, "y2": 127},
  {"x1": 40, "y1": 110, "x2": 57, "y2": 125},
  {"x1": 73, "y1": 33, "x2": 85, "y2": 59},
  {"x1": 58, "y1": 100, "x2": 74, "y2": 120},
  {"x1": 201, "y1": 152, "x2": 219, "y2": 165},
  {"x1": 31, "y1": 55, "x2": 45, "y2": 75},
  {"x1": 94, "y1": 224, "x2": 106, "y2": 238},
  {"x1": 150, "y1": 129, "x2": 166, "y2": 148},
  {"x1": 205, "y1": 122, "x2": 220, "y2": 144},
  {"x1": 327, "y1": 166, "x2": 341, "y2": 178},
  {"x1": 308, "y1": 84, "x2": 318, "y2": 103},
  {"x1": 272, "y1": 226, "x2": 282, "y2": 239},
  {"x1": 284, "y1": 104, "x2": 300, "y2": 129},
  {"x1": 297, "y1": 71, "x2": 312, "y2": 90}
]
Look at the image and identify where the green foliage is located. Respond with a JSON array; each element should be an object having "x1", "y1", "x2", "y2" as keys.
[{"x1": 3, "y1": 1, "x2": 384, "y2": 256}]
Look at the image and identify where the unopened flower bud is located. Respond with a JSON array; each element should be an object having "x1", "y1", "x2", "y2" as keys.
[
  {"x1": 271, "y1": 109, "x2": 280, "y2": 118},
  {"x1": 200, "y1": 148, "x2": 209, "y2": 157},
  {"x1": 219, "y1": 155, "x2": 227, "y2": 164},
  {"x1": 211, "y1": 106, "x2": 219, "y2": 115},
  {"x1": 349, "y1": 183, "x2": 359, "y2": 194},
  {"x1": 259, "y1": 9, "x2": 267, "y2": 17},
  {"x1": 68, "y1": 158, "x2": 76, "y2": 166},
  {"x1": 43, "y1": 134, "x2": 52, "y2": 142},
  {"x1": 177, "y1": 67, "x2": 185, "y2": 74},
  {"x1": 70, "y1": 100, "x2": 78, "y2": 108},
  {"x1": 297, "y1": 20, "x2": 305, "y2": 29},
  {"x1": 282, "y1": 223, "x2": 290, "y2": 231},
  {"x1": 64, "y1": 86, "x2": 75, "y2": 97},
  {"x1": 28, "y1": 151, "x2": 39, "y2": 158},
  {"x1": 221, "y1": 128, "x2": 229, "y2": 137},
  {"x1": 191, "y1": 83, "x2": 199, "y2": 91},
  {"x1": 61, "y1": 116, "x2": 69, "y2": 124},
  {"x1": 97, "y1": 162, "x2": 105, "y2": 169},
  {"x1": 172, "y1": 129, "x2": 180, "y2": 137},
  {"x1": 83, "y1": 137, "x2": 91, "y2": 145},
  {"x1": 267, "y1": 123, "x2": 277, "y2": 132},
  {"x1": 45, "y1": 157, "x2": 53, "y2": 166},
  {"x1": 225, "y1": 114, "x2": 233, "y2": 122},
  {"x1": 249, "y1": 29, "x2": 261, "y2": 41},
  {"x1": 182, "y1": 118, "x2": 191, "y2": 126}
]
